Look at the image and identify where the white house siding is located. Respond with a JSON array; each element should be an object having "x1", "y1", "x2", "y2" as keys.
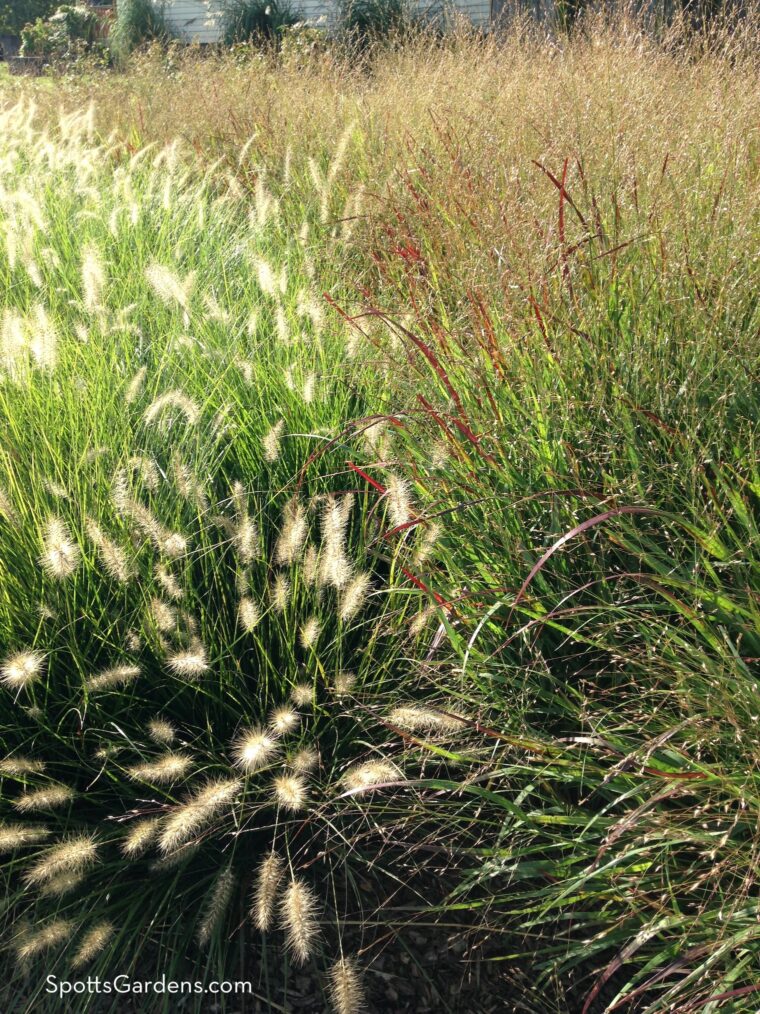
[
  {"x1": 156, "y1": 0, "x2": 492, "y2": 43},
  {"x1": 162, "y1": 0, "x2": 226, "y2": 43}
]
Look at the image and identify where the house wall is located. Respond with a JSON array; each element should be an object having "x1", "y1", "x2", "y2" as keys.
[{"x1": 159, "y1": 0, "x2": 492, "y2": 44}]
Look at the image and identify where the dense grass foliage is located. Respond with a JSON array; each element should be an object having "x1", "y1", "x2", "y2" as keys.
[
  {"x1": 0, "y1": 104, "x2": 482, "y2": 1012},
  {"x1": 1, "y1": 11, "x2": 759, "y2": 1013}
]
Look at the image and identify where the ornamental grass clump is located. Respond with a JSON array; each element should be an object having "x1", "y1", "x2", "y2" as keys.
[{"x1": 0, "y1": 102, "x2": 473, "y2": 1011}]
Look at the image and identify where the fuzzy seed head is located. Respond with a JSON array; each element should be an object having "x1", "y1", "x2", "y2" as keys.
[
  {"x1": 39, "y1": 871, "x2": 85, "y2": 897},
  {"x1": 233, "y1": 517, "x2": 258, "y2": 564},
  {"x1": 0, "y1": 757, "x2": 46, "y2": 776},
  {"x1": 288, "y1": 747, "x2": 319, "y2": 774},
  {"x1": 155, "y1": 564, "x2": 182, "y2": 601},
  {"x1": 329, "y1": 956, "x2": 365, "y2": 1014},
  {"x1": 414, "y1": 521, "x2": 442, "y2": 566},
  {"x1": 127, "y1": 751, "x2": 194, "y2": 784},
  {"x1": 86, "y1": 665, "x2": 140, "y2": 693},
  {"x1": 158, "y1": 778, "x2": 242, "y2": 853},
  {"x1": 318, "y1": 495, "x2": 353, "y2": 589},
  {"x1": 150, "y1": 598, "x2": 177, "y2": 633},
  {"x1": 81, "y1": 243, "x2": 105, "y2": 312},
  {"x1": 280, "y1": 879, "x2": 319, "y2": 965},
  {"x1": 148, "y1": 718, "x2": 176, "y2": 745},
  {"x1": 161, "y1": 532, "x2": 188, "y2": 559},
  {"x1": 0, "y1": 823, "x2": 50, "y2": 853},
  {"x1": 198, "y1": 866, "x2": 236, "y2": 946},
  {"x1": 232, "y1": 728, "x2": 278, "y2": 772},
  {"x1": 166, "y1": 641, "x2": 209, "y2": 680},
  {"x1": 40, "y1": 517, "x2": 80, "y2": 579},
  {"x1": 263, "y1": 420, "x2": 285, "y2": 463},
  {"x1": 86, "y1": 519, "x2": 133, "y2": 583},
  {"x1": 299, "y1": 617, "x2": 321, "y2": 650},
  {"x1": 14, "y1": 785, "x2": 74, "y2": 813},
  {"x1": 273, "y1": 775, "x2": 308, "y2": 811},
  {"x1": 145, "y1": 263, "x2": 195, "y2": 310},
  {"x1": 385, "y1": 472, "x2": 414, "y2": 529},
  {"x1": 338, "y1": 573, "x2": 371, "y2": 623},
  {"x1": 72, "y1": 922, "x2": 114, "y2": 968},
  {"x1": 275, "y1": 498, "x2": 308, "y2": 566},
  {"x1": 290, "y1": 683, "x2": 313, "y2": 707},
  {"x1": 125, "y1": 365, "x2": 147, "y2": 404},
  {"x1": 342, "y1": 760, "x2": 403, "y2": 794},
  {"x1": 333, "y1": 672, "x2": 356, "y2": 697},
  {"x1": 1, "y1": 650, "x2": 45, "y2": 690},
  {"x1": 302, "y1": 545, "x2": 318, "y2": 586},
  {"x1": 270, "y1": 572, "x2": 290, "y2": 613},
  {"x1": 388, "y1": 705, "x2": 464, "y2": 734},
  {"x1": 25, "y1": 834, "x2": 98, "y2": 886},
  {"x1": 122, "y1": 818, "x2": 160, "y2": 857},
  {"x1": 270, "y1": 707, "x2": 299, "y2": 734},
  {"x1": 251, "y1": 852, "x2": 283, "y2": 931},
  {"x1": 144, "y1": 390, "x2": 200, "y2": 428},
  {"x1": 16, "y1": 919, "x2": 74, "y2": 962},
  {"x1": 238, "y1": 597, "x2": 261, "y2": 632}
]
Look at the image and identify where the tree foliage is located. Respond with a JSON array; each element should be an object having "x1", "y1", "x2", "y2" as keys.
[{"x1": 0, "y1": 0, "x2": 59, "y2": 36}]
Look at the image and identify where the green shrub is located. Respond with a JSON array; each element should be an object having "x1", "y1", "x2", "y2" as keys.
[
  {"x1": 338, "y1": 0, "x2": 448, "y2": 48},
  {"x1": 19, "y1": 4, "x2": 97, "y2": 60},
  {"x1": 109, "y1": 0, "x2": 171, "y2": 58},
  {"x1": 0, "y1": 0, "x2": 58, "y2": 37},
  {"x1": 221, "y1": 0, "x2": 303, "y2": 46}
]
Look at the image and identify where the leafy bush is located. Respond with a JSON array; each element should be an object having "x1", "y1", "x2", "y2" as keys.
[
  {"x1": 338, "y1": 0, "x2": 448, "y2": 48},
  {"x1": 19, "y1": 4, "x2": 97, "y2": 60},
  {"x1": 109, "y1": 0, "x2": 171, "y2": 58},
  {"x1": 221, "y1": 0, "x2": 303, "y2": 46},
  {"x1": 0, "y1": 0, "x2": 58, "y2": 37}
]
